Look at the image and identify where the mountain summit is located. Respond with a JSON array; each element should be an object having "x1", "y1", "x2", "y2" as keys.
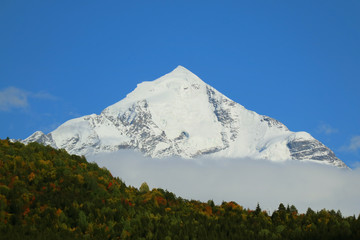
[{"x1": 23, "y1": 66, "x2": 347, "y2": 168}]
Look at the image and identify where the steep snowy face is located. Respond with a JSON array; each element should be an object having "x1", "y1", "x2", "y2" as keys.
[
  {"x1": 23, "y1": 66, "x2": 347, "y2": 168},
  {"x1": 101, "y1": 66, "x2": 233, "y2": 157}
]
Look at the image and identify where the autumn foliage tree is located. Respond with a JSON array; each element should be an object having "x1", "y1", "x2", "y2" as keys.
[{"x1": 0, "y1": 139, "x2": 359, "y2": 239}]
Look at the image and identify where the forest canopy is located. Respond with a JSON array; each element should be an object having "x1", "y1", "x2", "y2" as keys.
[{"x1": 0, "y1": 139, "x2": 359, "y2": 239}]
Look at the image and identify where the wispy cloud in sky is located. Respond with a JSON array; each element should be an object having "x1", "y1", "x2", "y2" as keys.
[
  {"x1": 0, "y1": 87, "x2": 57, "y2": 111},
  {"x1": 317, "y1": 122, "x2": 338, "y2": 135},
  {"x1": 341, "y1": 136, "x2": 360, "y2": 153},
  {"x1": 31, "y1": 91, "x2": 58, "y2": 101},
  {"x1": 89, "y1": 151, "x2": 360, "y2": 217},
  {"x1": 0, "y1": 87, "x2": 29, "y2": 111},
  {"x1": 38, "y1": 122, "x2": 62, "y2": 134}
]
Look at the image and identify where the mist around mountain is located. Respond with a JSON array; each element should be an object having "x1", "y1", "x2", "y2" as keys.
[
  {"x1": 90, "y1": 149, "x2": 360, "y2": 217},
  {"x1": 23, "y1": 66, "x2": 347, "y2": 168},
  {"x1": 1, "y1": 139, "x2": 360, "y2": 239}
]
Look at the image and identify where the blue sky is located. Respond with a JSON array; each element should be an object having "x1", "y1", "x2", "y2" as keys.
[{"x1": 1, "y1": 1, "x2": 359, "y2": 167}]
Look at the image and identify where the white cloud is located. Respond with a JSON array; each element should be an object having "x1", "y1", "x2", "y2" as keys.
[
  {"x1": 31, "y1": 91, "x2": 58, "y2": 100},
  {"x1": 0, "y1": 87, "x2": 57, "y2": 111},
  {"x1": 0, "y1": 87, "x2": 29, "y2": 111},
  {"x1": 39, "y1": 122, "x2": 62, "y2": 134},
  {"x1": 350, "y1": 161, "x2": 360, "y2": 169},
  {"x1": 68, "y1": 112, "x2": 82, "y2": 118},
  {"x1": 89, "y1": 151, "x2": 360, "y2": 217},
  {"x1": 317, "y1": 122, "x2": 338, "y2": 135},
  {"x1": 342, "y1": 136, "x2": 360, "y2": 152}
]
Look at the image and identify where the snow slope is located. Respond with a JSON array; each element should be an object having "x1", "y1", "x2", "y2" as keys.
[{"x1": 23, "y1": 66, "x2": 347, "y2": 168}]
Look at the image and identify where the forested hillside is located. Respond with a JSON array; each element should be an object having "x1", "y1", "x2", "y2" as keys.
[{"x1": 0, "y1": 139, "x2": 359, "y2": 239}]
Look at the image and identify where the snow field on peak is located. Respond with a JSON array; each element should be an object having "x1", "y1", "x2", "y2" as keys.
[
  {"x1": 104, "y1": 66, "x2": 229, "y2": 154},
  {"x1": 22, "y1": 66, "x2": 347, "y2": 167}
]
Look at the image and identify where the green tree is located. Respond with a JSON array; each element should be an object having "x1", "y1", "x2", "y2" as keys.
[
  {"x1": 78, "y1": 210, "x2": 88, "y2": 232},
  {"x1": 255, "y1": 203, "x2": 261, "y2": 215},
  {"x1": 140, "y1": 182, "x2": 150, "y2": 193}
]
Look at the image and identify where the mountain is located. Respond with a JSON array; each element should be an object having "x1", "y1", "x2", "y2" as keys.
[{"x1": 22, "y1": 66, "x2": 347, "y2": 168}]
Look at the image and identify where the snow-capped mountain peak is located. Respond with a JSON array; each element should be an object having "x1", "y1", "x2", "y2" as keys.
[
  {"x1": 23, "y1": 66, "x2": 347, "y2": 168},
  {"x1": 107, "y1": 65, "x2": 208, "y2": 112}
]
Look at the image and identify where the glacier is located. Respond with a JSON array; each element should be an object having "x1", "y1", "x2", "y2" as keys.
[{"x1": 23, "y1": 66, "x2": 347, "y2": 168}]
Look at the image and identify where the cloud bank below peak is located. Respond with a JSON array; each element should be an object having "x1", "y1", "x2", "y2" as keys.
[{"x1": 89, "y1": 150, "x2": 360, "y2": 217}]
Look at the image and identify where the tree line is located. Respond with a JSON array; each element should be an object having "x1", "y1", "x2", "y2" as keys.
[{"x1": 0, "y1": 139, "x2": 359, "y2": 239}]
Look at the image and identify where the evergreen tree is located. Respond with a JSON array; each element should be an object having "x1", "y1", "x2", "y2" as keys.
[{"x1": 139, "y1": 182, "x2": 150, "y2": 193}]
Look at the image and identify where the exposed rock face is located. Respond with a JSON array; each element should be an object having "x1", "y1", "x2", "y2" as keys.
[
  {"x1": 22, "y1": 66, "x2": 347, "y2": 168},
  {"x1": 287, "y1": 139, "x2": 342, "y2": 167}
]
